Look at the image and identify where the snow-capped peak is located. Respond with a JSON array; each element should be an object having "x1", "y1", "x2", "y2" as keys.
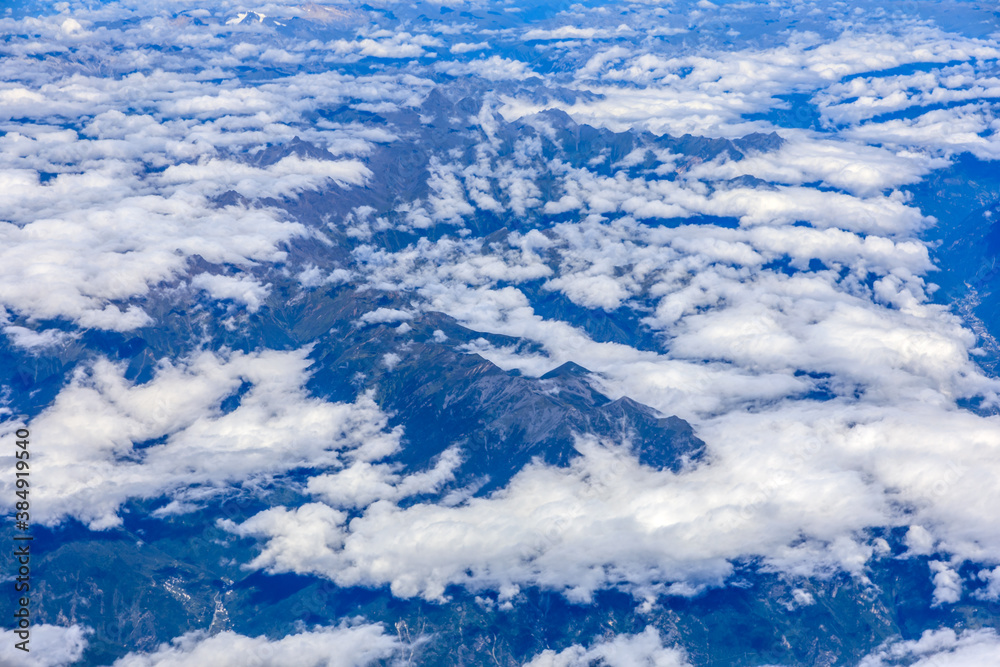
[{"x1": 226, "y1": 11, "x2": 266, "y2": 25}]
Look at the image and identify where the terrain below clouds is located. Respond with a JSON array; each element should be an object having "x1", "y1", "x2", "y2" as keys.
[{"x1": 3, "y1": 0, "x2": 1000, "y2": 666}]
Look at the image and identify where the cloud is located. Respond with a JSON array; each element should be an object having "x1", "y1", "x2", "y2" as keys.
[
  {"x1": 544, "y1": 272, "x2": 631, "y2": 310},
  {"x1": 435, "y1": 55, "x2": 539, "y2": 81},
  {"x1": 500, "y1": 28, "x2": 1000, "y2": 136},
  {"x1": 357, "y1": 307, "x2": 414, "y2": 325},
  {"x1": 843, "y1": 104, "x2": 1000, "y2": 160},
  {"x1": 157, "y1": 156, "x2": 371, "y2": 198},
  {"x1": 525, "y1": 627, "x2": 690, "y2": 667},
  {"x1": 3, "y1": 323, "x2": 76, "y2": 349},
  {"x1": 109, "y1": 623, "x2": 401, "y2": 667},
  {"x1": 930, "y1": 561, "x2": 962, "y2": 606},
  {"x1": 260, "y1": 47, "x2": 304, "y2": 65},
  {"x1": 5, "y1": 348, "x2": 402, "y2": 529},
  {"x1": 534, "y1": 160, "x2": 930, "y2": 236},
  {"x1": 817, "y1": 62, "x2": 1000, "y2": 126},
  {"x1": 450, "y1": 41, "x2": 489, "y2": 54},
  {"x1": 222, "y1": 432, "x2": 873, "y2": 602},
  {"x1": 0, "y1": 23, "x2": 394, "y2": 335},
  {"x1": 245, "y1": 368, "x2": 1000, "y2": 604},
  {"x1": 975, "y1": 566, "x2": 1000, "y2": 601},
  {"x1": 523, "y1": 26, "x2": 617, "y2": 41},
  {"x1": 576, "y1": 46, "x2": 631, "y2": 80},
  {"x1": 0, "y1": 191, "x2": 303, "y2": 330},
  {"x1": 190, "y1": 273, "x2": 270, "y2": 312},
  {"x1": 320, "y1": 62, "x2": 1000, "y2": 603},
  {"x1": 904, "y1": 525, "x2": 936, "y2": 556},
  {"x1": 859, "y1": 628, "x2": 1000, "y2": 667},
  {"x1": 334, "y1": 194, "x2": 1000, "y2": 599},
  {"x1": 685, "y1": 132, "x2": 946, "y2": 196},
  {"x1": 0, "y1": 624, "x2": 89, "y2": 667},
  {"x1": 305, "y1": 447, "x2": 462, "y2": 509},
  {"x1": 8, "y1": 0, "x2": 1000, "y2": 637},
  {"x1": 327, "y1": 32, "x2": 443, "y2": 59}
]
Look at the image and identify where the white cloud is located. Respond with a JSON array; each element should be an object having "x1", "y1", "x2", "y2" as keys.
[
  {"x1": 859, "y1": 628, "x2": 1000, "y2": 667},
  {"x1": 0, "y1": 624, "x2": 89, "y2": 667},
  {"x1": 450, "y1": 41, "x2": 489, "y2": 54},
  {"x1": 544, "y1": 272, "x2": 630, "y2": 310},
  {"x1": 327, "y1": 32, "x2": 442, "y2": 60},
  {"x1": 3, "y1": 348, "x2": 402, "y2": 529},
  {"x1": 157, "y1": 156, "x2": 371, "y2": 198},
  {"x1": 325, "y1": 80, "x2": 1000, "y2": 603},
  {"x1": 904, "y1": 525, "x2": 936, "y2": 556},
  {"x1": 223, "y1": 432, "x2": 873, "y2": 601},
  {"x1": 381, "y1": 352, "x2": 401, "y2": 370},
  {"x1": 930, "y1": 561, "x2": 962, "y2": 606},
  {"x1": 191, "y1": 273, "x2": 270, "y2": 312},
  {"x1": 685, "y1": 132, "x2": 946, "y2": 196},
  {"x1": 576, "y1": 46, "x2": 631, "y2": 80},
  {"x1": 0, "y1": 58, "x2": 391, "y2": 334},
  {"x1": 523, "y1": 26, "x2": 614, "y2": 41},
  {"x1": 818, "y1": 62, "x2": 1000, "y2": 126},
  {"x1": 844, "y1": 105, "x2": 1000, "y2": 160},
  {"x1": 9, "y1": 0, "x2": 1000, "y2": 626},
  {"x1": 110, "y1": 623, "x2": 400, "y2": 667},
  {"x1": 500, "y1": 28, "x2": 1000, "y2": 136},
  {"x1": 0, "y1": 51, "x2": 384, "y2": 332},
  {"x1": 357, "y1": 307, "x2": 414, "y2": 325},
  {"x1": 534, "y1": 160, "x2": 930, "y2": 237},
  {"x1": 3, "y1": 324, "x2": 76, "y2": 349},
  {"x1": 260, "y1": 48, "x2": 304, "y2": 65},
  {"x1": 975, "y1": 566, "x2": 1000, "y2": 601},
  {"x1": 306, "y1": 447, "x2": 462, "y2": 509},
  {"x1": 435, "y1": 55, "x2": 539, "y2": 81},
  {"x1": 0, "y1": 192, "x2": 302, "y2": 330},
  {"x1": 525, "y1": 627, "x2": 690, "y2": 667}
]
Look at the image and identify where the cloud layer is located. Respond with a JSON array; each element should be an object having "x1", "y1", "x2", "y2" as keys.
[{"x1": 5, "y1": 1, "x2": 1000, "y2": 664}]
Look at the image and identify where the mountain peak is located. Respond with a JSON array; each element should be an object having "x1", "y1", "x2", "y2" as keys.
[{"x1": 540, "y1": 361, "x2": 592, "y2": 380}]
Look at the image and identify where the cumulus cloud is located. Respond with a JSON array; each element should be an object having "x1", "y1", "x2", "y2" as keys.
[
  {"x1": 844, "y1": 104, "x2": 1000, "y2": 160},
  {"x1": 525, "y1": 627, "x2": 690, "y2": 667},
  {"x1": 157, "y1": 156, "x2": 371, "y2": 198},
  {"x1": 450, "y1": 41, "x2": 489, "y2": 54},
  {"x1": 191, "y1": 273, "x2": 270, "y2": 312},
  {"x1": 3, "y1": 348, "x2": 402, "y2": 529},
  {"x1": 9, "y1": 0, "x2": 1000, "y2": 637},
  {"x1": 435, "y1": 55, "x2": 539, "y2": 81},
  {"x1": 306, "y1": 447, "x2": 462, "y2": 509},
  {"x1": 327, "y1": 31, "x2": 443, "y2": 59},
  {"x1": 975, "y1": 566, "x2": 1000, "y2": 601},
  {"x1": 817, "y1": 62, "x2": 1000, "y2": 126},
  {"x1": 859, "y1": 628, "x2": 1000, "y2": 667},
  {"x1": 324, "y1": 38, "x2": 1000, "y2": 603},
  {"x1": 0, "y1": 624, "x2": 89, "y2": 667},
  {"x1": 0, "y1": 105, "x2": 376, "y2": 332},
  {"x1": 534, "y1": 160, "x2": 930, "y2": 236},
  {"x1": 500, "y1": 28, "x2": 1000, "y2": 136},
  {"x1": 334, "y1": 173, "x2": 1000, "y2": 598},
  {"x1": 0, "y1": 192, "x2": 302, "y2": 330},
  {"x1": 930, "y1": 561, "x2": 962, "y2": 606},
  {"x1": 523, "y1": 26, "x2": 619, "y2": 41},
  {"x1": 109, "y1": 623, "x2": 400, "y2": 667},
  {"x1": 226, "y1": 363, "x2": 1000, "y2": 601},
  {"x1": 0, "y1": 8, "x2": 424, "y2": 337},
  {"x1": 3, "y1": 323, "x2": 76, "y2": 349},
  {"x1": 220, "y1": 431, "x2": 860, "y2": 601},
  {"x1": 357, "y1": 307, "x2": 414, "y2": 325},
  {"x1": 685, "y1": 132, "x2": 946, "y2": 196}
]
